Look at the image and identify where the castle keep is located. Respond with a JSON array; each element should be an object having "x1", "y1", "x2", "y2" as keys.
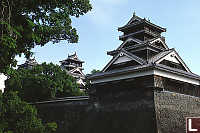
[
  {"x1": 88, "y1": 13, "x2": 200, "y2": 99},
  {"x1": 87, "y1": 13, "x2": 200, "y2": 133}
]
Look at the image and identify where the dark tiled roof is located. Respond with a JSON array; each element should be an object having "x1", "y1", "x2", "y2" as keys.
[
  {"x1": 60, "y1": 53, "x2": 84, "y2": 63},
  {"x1": 88, "y1": 64, "x2": 154, "y2": 79},
  {"x1": 60, "y1": 58, "x2": 84, "y2": 63},
  {"x1": 110, "y1": 37, "x2": 167, "y2": 56},
  {"x1": 121, "y1": 49, "x2": 146, "y2": 64},
  {"x1": 87, "y1": 63, "x2": 200, "y2": 81},
  {"x1": 118, "y1": 15, "x2": 166, "y2": 32},
  {"x1": 155, "y1": 64, "x2": 200, "y2": 79},
  {"x1": 148, "y1": 49, "x2": 173, "y2": 63}
]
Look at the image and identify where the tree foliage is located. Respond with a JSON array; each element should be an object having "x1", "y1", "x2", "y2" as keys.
[
  {"x1": 91, "y1": 69, "x2": 101, "y2": 74},
  {"x1": 0, "y1": 0, "x2": 92, "y2": 71},
  {"x1": 5, "y1": 62, "x2": 84, "y2": 102},
  {"x1": 0, "y1": 91, "x2": 57, "y2": 133}
]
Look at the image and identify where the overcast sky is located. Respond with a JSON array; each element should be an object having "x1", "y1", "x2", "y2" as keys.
[{"x1": 17, "y1": 0, "x2": 200, "y2": 75}]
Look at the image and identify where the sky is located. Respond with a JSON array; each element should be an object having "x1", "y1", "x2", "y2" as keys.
[{"x1": 17, "y1": 0, "x2": 200, "y2": 75}]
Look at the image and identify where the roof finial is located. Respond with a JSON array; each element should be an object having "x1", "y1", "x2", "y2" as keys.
[{"x1": 133, "y1": 11, "x2": 136, "y2": 17}]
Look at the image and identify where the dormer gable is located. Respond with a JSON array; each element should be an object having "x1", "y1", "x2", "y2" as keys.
[
  {"x1": 149, "y1": 38, "x2": 168, "y2": 50},
  {"x1": 103, "y1": 49, "x2": 145, "y2": 72},
  {"x1": 70, "y1": 68, "x2": 85, "y2": 76},
  {"x1": 155, "y1": 50, "x2": 191, "y2": 73},
  {"x1": 117, "y1": 37, "x2": 143, "y2": 50}
]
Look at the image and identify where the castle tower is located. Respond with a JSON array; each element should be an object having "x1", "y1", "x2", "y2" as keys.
[
  {"x1": 87, "y1": 13, "x2": 200, "y2": 132},
  {"x1": 89, "y1": 13, "x2": 199, "y2": 91},
  {"x1": 18, "y1": 58, "x2": 38, "y2": 69},
  {"x1": 60, "y1": 52, "x2": 85, "y2": 89}
]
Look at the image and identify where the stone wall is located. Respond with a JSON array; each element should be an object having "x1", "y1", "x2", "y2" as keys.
[
  {"x1": 35, "y1": 87, "x2": 200, "y2": 133},
  {"x1": 36, "y1": 88, "x2": 157, "y2": 133},
  {"x1": 35, "y1": 99, "x2": 89, "y2": 133},
  {"x1": 76, "y1": 93, "x2": 157, "y2": 133},
  {"x1": 154, "y1": 91, "x2": 200, "y2": 133}
]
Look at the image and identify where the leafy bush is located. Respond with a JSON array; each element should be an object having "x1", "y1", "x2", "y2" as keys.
[
  {"x1": 6, "y1": 63, "x2": 84, "y2": 102},
  {"x1": 0, "y1": 91, "x2": 57, "y2": 133}
]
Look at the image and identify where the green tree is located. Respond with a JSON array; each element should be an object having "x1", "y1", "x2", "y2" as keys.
[
  {"x1": 91, "y1": 69, "x2": 101, "y2": 74},
  {"x1": 0, "y1": 0, "x2": 92, "y2": 71},
  {"x1": 6, "y1": 62, "x2": 84, "y2": 102},
  {"x1": 0, "y1": 91, "x2": 57, "y2": 133},
  {"x1": 0, "y1": 1, "x2": 91, "y2": 132}
]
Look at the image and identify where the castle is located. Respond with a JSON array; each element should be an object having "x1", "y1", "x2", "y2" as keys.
[
  {"x1": 87, "y1": 13, "x2": 200, "y2": 132},
  {"x1": 5, "y1": 13, "x2": 200, "y2": 133},
  {"x1": 89, "y1": 13, "x2": 200, "y2": 98},
  {"x1": 60, "y1": 52, "x2": 85, "y2": 89},
  {"x1": 18, "y1": 53, "x2": 86, "y2": 90}
]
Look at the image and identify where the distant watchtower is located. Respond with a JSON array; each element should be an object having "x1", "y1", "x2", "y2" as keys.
[
  {"x1": 60, "y1": 52, "x2": 85, "y2": 89},
  {"x1": 18, "y1": 58, "x2": 38, "y2": 69}
]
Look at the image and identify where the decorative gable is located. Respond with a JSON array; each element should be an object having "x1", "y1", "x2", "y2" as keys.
[
  {"x1": 102, "y1": 50, "x2": 145, "y2": 72},
  {"x1": 74, "y1": 70, "x2": 82, "y2": 75},
  {"x1": 156, "y1": 51, "x2": 190, "y2": 72},
  {"x1": 159, "y1": 53, "x2": 179, "y2": 64},
  {"x1": 70, "y1": 67, "x2": 85, "y2": 77},
  {"x1": 117, "y1": 38, "x2": 142, "y2": 50},
  {"x1": 127, "y1": 15, "x2": 142, "y2": 25},
  {"x1": 149, "y1": 38, "x2": 168, "y2": 50},
  {"x1": 113, "y1": 54, "x2": 133, "y2": 65}
]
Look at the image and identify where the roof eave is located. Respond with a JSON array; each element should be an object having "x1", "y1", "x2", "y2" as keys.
[
  {"x1": 143, "y1": 21, "x2": 166, "y2": 32},
  {"x1": 107, "y1": 50, "x2": 119, "y2": 56},
  {"x1": 87, "y1": 64, "x2": 200, "y2": 82},
  {"x1": 118, "y1": 21, "x2": 166, "y2": 33},
  {"x1": 87, "y1": 64, "x2": 154, "y2": 80}
]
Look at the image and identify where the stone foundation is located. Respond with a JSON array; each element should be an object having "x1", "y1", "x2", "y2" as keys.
[{"x1": 154, "y1": 91, "x2": 200, "y2": 133}]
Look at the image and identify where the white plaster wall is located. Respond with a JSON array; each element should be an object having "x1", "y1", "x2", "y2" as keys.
[
  {"x1": 0, "y1": 73, "x2": 7, "y2": 93},
  {"x1": 154, "y1": 70, "x2": 200, "y2": 85}
]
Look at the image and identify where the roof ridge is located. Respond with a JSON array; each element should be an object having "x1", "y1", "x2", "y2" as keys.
[
  {"x1": 116, "y1": 37, "x2": 143, "y2": 50},
  {"x1": 148, "y1": 49, "x2": 173, "y2": 63},
  {"x1": 122, "y1": 49, "x2": 146, "y2": 64}
]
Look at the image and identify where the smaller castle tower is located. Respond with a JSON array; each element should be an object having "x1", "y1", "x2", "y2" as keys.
[
  {"x1": 60, "y1": 52, "x2": 85, "y2": 89},
  {"x1": 18, "y1": 58, "x2": 38, "y2": 69}
]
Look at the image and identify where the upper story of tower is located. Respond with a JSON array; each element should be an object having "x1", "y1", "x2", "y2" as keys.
[
  {"x1": 107, "y1": 14, "x2": 169, "y2": 62},
  {"x1": 118, "y1": 13, "x2": 166, "y2": 42}
]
